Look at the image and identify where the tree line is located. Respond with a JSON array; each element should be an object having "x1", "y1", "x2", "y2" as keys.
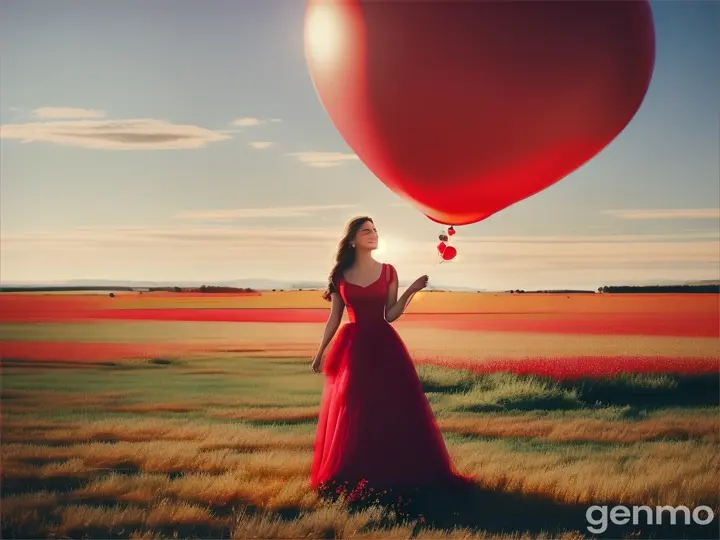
[
  {"x1": 146, "y1": 286, "x2": 258, "y2": 293},
  {"x1": 597, "y1": 284, "x2": 719, "y2": 293}
]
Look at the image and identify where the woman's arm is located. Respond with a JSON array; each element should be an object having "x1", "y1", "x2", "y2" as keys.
[
  {"x1": 314, "y1": 291, "x2": 345, "y2": 359},
  {"x1": 385, "y1": 266, "x2": 423, "y2": 323}
]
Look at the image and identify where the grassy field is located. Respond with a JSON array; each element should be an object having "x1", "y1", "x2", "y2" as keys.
[{"x1": 1, "y1": 291, "x2": 719, "y2": 539}]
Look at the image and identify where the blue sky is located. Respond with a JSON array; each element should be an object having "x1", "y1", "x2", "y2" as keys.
[{"x1": 1, "y1": 0, "x2": 718, "y2": 290}]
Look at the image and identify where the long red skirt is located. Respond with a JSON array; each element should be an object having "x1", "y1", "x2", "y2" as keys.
[{"x1": 311, "y1": 320, "x2": 466, "y2": 494}]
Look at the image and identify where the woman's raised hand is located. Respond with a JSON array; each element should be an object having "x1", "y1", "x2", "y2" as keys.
[{"x1": 408, "y1": 274, "x2": 429, "y2": 293}]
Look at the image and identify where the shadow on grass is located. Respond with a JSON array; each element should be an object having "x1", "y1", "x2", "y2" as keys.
[
  {"x1": 559, "y1": 373, "x2": 720, "y2": 410},
  {"x1": 465, "y1": 391, "x2": 582, "y2": 412},
  {"x1": 1, "y1": 475, "x2": 87, "y2": 497},
  {"x1": 420, "y1": 378, "x2": 474, "y2": 394},
  {"x1": 320, "y1": 476, "x2": 719, "y2": 539},
  {"x1": 421, "y1": 370, "x2": 720, "y2": 413}
]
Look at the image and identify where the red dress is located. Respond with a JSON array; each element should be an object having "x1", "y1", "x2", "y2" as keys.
[{"x1": 311, "y1": 262, "x2": 465, "y2": 496}]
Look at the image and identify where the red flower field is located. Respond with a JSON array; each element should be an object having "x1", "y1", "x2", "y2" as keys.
[{"x1": 1, "y1": 291, "x2": 717, "y2": 379}]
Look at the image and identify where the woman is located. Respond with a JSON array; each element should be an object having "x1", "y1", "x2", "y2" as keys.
[{"x1": 309, "y1": 215, "x2": 467, "y2": 497}]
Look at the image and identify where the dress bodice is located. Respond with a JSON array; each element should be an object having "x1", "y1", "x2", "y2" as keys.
[{"x1": 339, "y1": 263, "x2": 395, "y2": 325}]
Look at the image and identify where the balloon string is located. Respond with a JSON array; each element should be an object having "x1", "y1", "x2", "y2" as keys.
[{"x1": 426, "y1": 251, "x2": 441, "y2": 278}]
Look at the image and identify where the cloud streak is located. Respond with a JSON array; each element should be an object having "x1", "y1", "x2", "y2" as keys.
[
  {"x1": 602, "y1": 208, "x2": 720, "y2": 220},
  {"x1": 0, "y1": 226, "x2": 340, "y2": 251},
  {"x1": 2, "y1": 226, "x2": 717, "y2": 285},
  {"x1": 288, "y1": 151, "x2": 359, "y2": 168},
  {"x1": 175, "y1": 205, "x2": 357, "y2": 221},
  {"x1": 32, "y1": 107, "x2": 107, "y2": 119},
  {"x1": 232, "y1": 117, "x2": 281, "y2": 127},
  {"x1": 459, "y1": 231, "x2": 720, "y2": 244},
  {"x1": 3, "y1": 226, "x2": 717, "y2": 262},
  {"x1": 0, "y1": 118, "x2": 231, "y2": 150},
  {"x1": 233, "y1": 117, "x2": 264, "y2": 127},
  {"x1": 248, "y1": 141, "x2": 274, "y2": 150}
]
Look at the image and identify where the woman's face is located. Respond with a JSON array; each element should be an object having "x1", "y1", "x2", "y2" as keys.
[{"x1": 353, "y1": 220, "x2": 378, "y2": 250}]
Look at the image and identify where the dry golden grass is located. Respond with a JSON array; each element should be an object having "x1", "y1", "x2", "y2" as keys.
[
  {"x1": 0, "y1": 387, "x2": 318, "y2": 411},
  {"x1": 0, "y1": 491, "x2": 60, "y2": 516},
  {"x1": 52, "y1": 503, "x2": 150, "y2": 535},
  {"x1": 449, "y1": 439, "x2": 720, "y2": 510},
  {"x1": 45, "y1": 500, "x2": 230, "y2": 536},
  {"x1": 438, "y1": 412, "x2": 720, "y2": 443},
  {"x1": 228, "y1": 499, "x2": 587, "y2": 539},
  {"x1": 145, "y1": 499, "x2": 229, "y2": 528},
  {"x1": 206, "y1": 406, "x2": 319, "y2": 422},
  {"x1": 106, "y1": 402, "x2": 203, "y2": 413},
  {"x1": 3, "y1": 414, "x2": 718, "y2": 511},
  {"x1": 3, "y1": 416, "x2": 314, "y2": 445}
]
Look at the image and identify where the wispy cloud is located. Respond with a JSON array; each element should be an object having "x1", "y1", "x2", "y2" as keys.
[
  {"x1": 1, "y1": 225, "x2": 340, "y2": 249},
  {"x1": 248, "y1": 141, "x2": 274, "y2": 150},
  {"x1": 0, "y1": 118, "x2": 231, "y2": 150},
  {"x1": 459, "y1": 231, "x2": 720, "y2": 244},
  {"x1": 2, "y1": 226, "x2": 717, "y2": 284},
  {"x1": 288, "y1": 151, "x2": 359, "y2": 168},
  {"x1": 3, "y1": 227, "x2": 717, "y2": 262},
  {"x1": 175, "y1": 204, "x2": 357, "y2": 221},
  {"x1": 32, "y1": 107, "x2": 106, "y2": 119},
  {"x1": 602, "y1": 208, "x2": 720, "y2": 220},
  {"x1": 233, "y1": 117, "x2": 264, "y2": 127},
  {"x1": 232, "y1": 116, "x2": 281, "y2": 127}
]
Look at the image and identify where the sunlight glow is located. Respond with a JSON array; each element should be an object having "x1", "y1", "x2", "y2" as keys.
[
  {"x1": 374, "y1": 237, "x2": 388, "y2": 259},
  {"x1": 305, "y1": 5, "x2": 344, "y2": 66}
]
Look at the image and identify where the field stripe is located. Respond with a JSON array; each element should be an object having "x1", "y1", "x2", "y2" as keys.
[
  {"x1": 2, "y1": 306, "x2": 717, "y2": 337},
  {"x1": 1, "y1": 339, "x2": 718, "y2": 379},
  {"x1": 416, "y1": 355, "x2": 720, "y2": 379}
]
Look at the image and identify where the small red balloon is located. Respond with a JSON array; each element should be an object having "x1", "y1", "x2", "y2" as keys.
[
  {"x1": 441, "y1": 246, "x2": 457, "y2": 261},
  {"x1": 437, "y1": 241, "x2": 447, "y2": 254},
  {"x1": 448, "y1": 226, "x2": 456, "y2": 236}
]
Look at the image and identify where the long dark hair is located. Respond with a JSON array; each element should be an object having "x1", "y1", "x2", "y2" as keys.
[{"x1": 322, "y1": 216, "x2": 373, "y2": 302}]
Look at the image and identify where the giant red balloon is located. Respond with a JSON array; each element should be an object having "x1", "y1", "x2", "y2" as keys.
[{"x1": 304, "y1": 0, "x2": 655, "y2": 225}]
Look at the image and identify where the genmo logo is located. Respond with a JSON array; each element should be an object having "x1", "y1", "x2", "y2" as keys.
[{"x1": 586, "y1": 504, "x2": 715, "y2": 534}]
